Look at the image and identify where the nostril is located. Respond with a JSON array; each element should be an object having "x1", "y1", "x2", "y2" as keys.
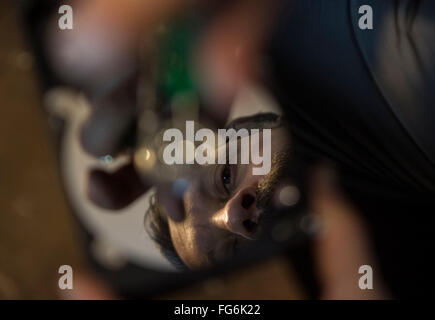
[
  {"x1": 243, "y1": 219, "x2": 258, "y2": 233},
  {"x1": 241, "y1": 194, "x2": 255, "y2": 209}
]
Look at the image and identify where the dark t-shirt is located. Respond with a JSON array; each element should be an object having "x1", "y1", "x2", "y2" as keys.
[{"x1": 268, "y1": 0, "x2": 435, "y2": 298}]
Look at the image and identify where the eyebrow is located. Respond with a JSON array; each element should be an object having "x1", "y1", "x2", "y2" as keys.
[{"x1": 225, "y1": 113, "x2": 283, "y2": 131}]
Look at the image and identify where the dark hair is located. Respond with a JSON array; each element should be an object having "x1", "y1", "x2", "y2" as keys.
[{"x1": 144, "y1": 193, "x2": 187, "y2": 270}]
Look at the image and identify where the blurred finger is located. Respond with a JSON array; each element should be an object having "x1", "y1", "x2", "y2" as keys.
[
  {"x1": 195, "y1": 0, "x2": 280, "y2": 117},
  {"x1": 80, "y1": 77, "x2": 138, "y2": 157},
  {"x1": 310, "y1": 166, "x2": 390, "y2": 299},
  {"x1": 155, "y1": 182, "x2": 186, "y2": 222}
]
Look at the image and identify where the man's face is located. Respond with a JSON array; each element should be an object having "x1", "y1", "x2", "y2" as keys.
[{"x1": 168, "y1": 127, "x2": 290, "y2": 269}]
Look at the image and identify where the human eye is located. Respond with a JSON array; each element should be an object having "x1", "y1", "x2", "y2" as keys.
[
  {"x1": 221, "y1": 164, "x2": 232, "y2": 194},
  {"x1": 213, "y1": 162, "x2": 238, "y2": 199},
  {"x1": 215, "y1": 163, "x2": 237, "y2": 197}
]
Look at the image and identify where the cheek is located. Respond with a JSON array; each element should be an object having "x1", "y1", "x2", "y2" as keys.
[
  {"x1": 168, "y1": 220, "x2": 214, "y2": 269},
  {"x1": 184, "y1": 182, "x2": 219, "y2": 221},
  {"x1": 168, "y1": 219, "x2": 195, "y2": 265}
]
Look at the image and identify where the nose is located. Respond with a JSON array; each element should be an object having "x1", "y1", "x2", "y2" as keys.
[{"x1": 213, "y1": 186, "x2": 260, "y2": 239}]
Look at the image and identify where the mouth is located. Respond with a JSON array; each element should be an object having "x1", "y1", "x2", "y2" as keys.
[{"x1": 243, "y1": 219, "x2": 259, "y2": 237}]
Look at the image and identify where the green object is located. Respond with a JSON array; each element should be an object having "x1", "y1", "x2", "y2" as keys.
[{"x1": 157, "y1": 18, "x2": 201, "y2": 104}]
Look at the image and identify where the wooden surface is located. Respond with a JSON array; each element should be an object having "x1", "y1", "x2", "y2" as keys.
[{"x1": 0, "y1": 1, "x2": 84, "y2": 299}]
